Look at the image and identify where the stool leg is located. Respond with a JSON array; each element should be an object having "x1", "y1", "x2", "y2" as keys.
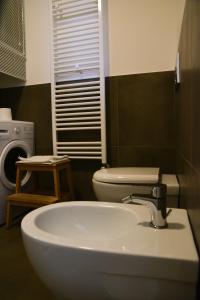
[{"x1": 6, "y1": 202, "x2": 12, "y2": 229}]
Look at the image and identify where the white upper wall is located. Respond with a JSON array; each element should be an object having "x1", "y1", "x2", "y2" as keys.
[
  {"x1": 24, "y1": 0, "x2": 51, "y2": 85},
  {"x1": 23, "y1": 0, "x2": 185, "y2": 85},
  {"x1": 107, "y1": 0, "x2": 185, "y2": 76}
]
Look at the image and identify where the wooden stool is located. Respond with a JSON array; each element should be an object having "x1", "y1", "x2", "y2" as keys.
[{"x1": 6, "y1": 159, "x2": 75, "y2": 228}]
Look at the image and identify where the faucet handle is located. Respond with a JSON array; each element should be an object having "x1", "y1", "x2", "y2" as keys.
[{"x1": 151, "y1": 184, "x2": 167, "y2": 199}]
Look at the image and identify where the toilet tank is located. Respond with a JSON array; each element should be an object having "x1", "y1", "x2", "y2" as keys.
[{"x1": 161, "y1": 174, "x2": 179, "y2": 208}]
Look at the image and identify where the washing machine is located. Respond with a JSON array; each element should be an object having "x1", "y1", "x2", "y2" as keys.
[{"x1": 0, "y1": 120, "x2": 34, "y2": 224}]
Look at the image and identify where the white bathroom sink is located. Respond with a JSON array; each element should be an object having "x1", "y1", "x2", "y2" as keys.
[
  {"x1": 21, "y1": 201, "x2": 199, "y2": 300},
  {"x1": 34, "y1": 202, "x2": 138, "y2": 249}
]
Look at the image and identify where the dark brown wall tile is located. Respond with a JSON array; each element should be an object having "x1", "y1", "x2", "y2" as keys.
[
  {"x1": 106, "y1": 76, "x2": 119, "y2": 148},
  {"x1": 175, "y1": 0, "x2": 200, "y2": 255},
  {"x1": 117, "y1": 146, "x2": 175, "y2": 173},
  {"x1": 175, "y1": 70, "x2": 192, "y2": 161},
  {"x1": 177, "y1": 154, "x2": 200, "y2": 253},
  {"x1": 107, "y1": 146, "x2": 119, "y2": 167},
  {"x1": 106, "y1": 71, "x2": 176, "y2": 172},
  {"x1": 0, "y1": 84, "x2": 53, "y2": 154},
  {"x1": 117, "y1": 72, "x2": 175, "y2": 147},
  {"x1": 71, "y1": 160, "x2": 101, "y2": 200}
]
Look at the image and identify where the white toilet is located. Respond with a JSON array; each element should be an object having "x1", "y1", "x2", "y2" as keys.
[{"x1": 93, "y1": 167, "x2": 179, "y2": 208}]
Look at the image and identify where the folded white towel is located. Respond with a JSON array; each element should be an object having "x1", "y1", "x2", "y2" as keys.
[{"x1": 18, "y1": 155, "x2": 69, "y2": 163}]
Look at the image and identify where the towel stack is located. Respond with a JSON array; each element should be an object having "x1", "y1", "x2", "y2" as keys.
[{"x1": 18, "y1": 155, "x2": 69, "y2": 163}]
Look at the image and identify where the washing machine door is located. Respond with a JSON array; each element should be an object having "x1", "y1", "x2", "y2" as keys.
[{"x1": 0, "y1": 140, "x2": 32, "y2": 190}]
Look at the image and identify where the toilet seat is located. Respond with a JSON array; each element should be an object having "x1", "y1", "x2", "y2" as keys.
[{"x1": 93, "y1": 167, "x2": 160, "y2": 184}]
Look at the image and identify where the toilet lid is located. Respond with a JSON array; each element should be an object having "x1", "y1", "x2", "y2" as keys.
[{"x1": 93, "y1": 167, "x2": 160, "y2": 184}]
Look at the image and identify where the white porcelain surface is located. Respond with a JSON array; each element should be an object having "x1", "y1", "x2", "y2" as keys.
[
  {"x1": 21, "y1": 201, "x2": 198, "y2": 300},
  {"x1": 93, "y1": 178, "x2": 153, "y2": 203},
  {"x1": 93, "y1": 167, "x2": 160, "y2": 184},
  {"x1": 93, "y1": 178, "x2": 179, "y2": 208},
  {"x1": 93, "y1": 173, "x2": 179, "y2": 207}
]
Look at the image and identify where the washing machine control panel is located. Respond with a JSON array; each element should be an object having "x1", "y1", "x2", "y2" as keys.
[
  {"x1": 0, "y1": 121, "x2": 34, "y2": 157},
  {"x1": 13, "y1": 127, "x2": 21, "y2": 134},
  {"x1": 0, "y1": 121, "x2": 34, "y2": 143},
  {"x1": 12, "y1": 124, "x2": 34, "y2": 139}
]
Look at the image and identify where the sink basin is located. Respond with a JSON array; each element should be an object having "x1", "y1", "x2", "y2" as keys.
[
  {"x1": 21, "y1": 201, "x2": 199, "y2": 300},
  {"x1": 34, "y1": 202, "x2": 138, "y2": 249}
]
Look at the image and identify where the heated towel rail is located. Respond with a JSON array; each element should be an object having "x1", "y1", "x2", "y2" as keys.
[{"x1": 50, "y1": 0, "x2": 106, "y2": 163}]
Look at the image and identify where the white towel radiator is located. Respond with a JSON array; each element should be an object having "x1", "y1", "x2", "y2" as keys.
[{"x1": 50, "y1": 0, "x2": 107, "y2": 163}]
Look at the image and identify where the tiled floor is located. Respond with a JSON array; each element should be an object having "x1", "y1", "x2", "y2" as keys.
[{"x1": 0, "y1": 222, "x2": 56, "y2": 300}]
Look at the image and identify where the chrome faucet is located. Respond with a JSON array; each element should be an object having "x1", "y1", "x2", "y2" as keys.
[{"x1": 121, "y1": 184, "x2": 168, "y2": 228}]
